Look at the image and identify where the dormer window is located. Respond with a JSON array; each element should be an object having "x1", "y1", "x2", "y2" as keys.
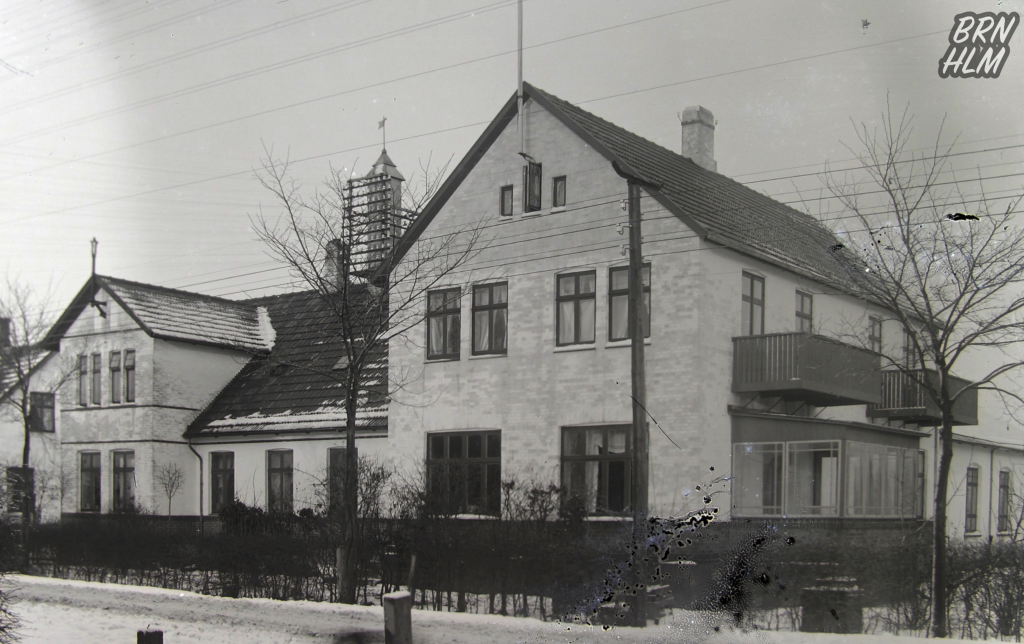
[{"x1": 524, "y1": 162, "x2": 542, "y2": 213}]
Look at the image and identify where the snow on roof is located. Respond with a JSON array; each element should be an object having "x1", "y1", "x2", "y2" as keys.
[
  {"x1": 100, "y1": 276, "x2": 270, "y2": 353},
  {"x1": 186, "y1": 288, "x2": 387, "y2": 438}
]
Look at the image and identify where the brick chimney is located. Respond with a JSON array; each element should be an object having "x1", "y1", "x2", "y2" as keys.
[
  {"x1": 324, "y1": 239, "x2": 351, "y2": 290},
  {"x1": 680, "y1": 106, "x2": 717, "y2": 172},
  {"x1": 0, "y1": 317, "x2": 9, "y2": 347}
]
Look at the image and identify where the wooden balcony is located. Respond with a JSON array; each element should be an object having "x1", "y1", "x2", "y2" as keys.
[
  {"x1": 732, "y1": 333, "x2": 881, "y2": 407},
  {"x1": 867, "y1": 370, "x2": 978, "y2": 426}
]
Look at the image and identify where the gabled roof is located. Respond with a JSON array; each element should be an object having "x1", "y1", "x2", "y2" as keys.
[
  {"x1": 43, "y1": 275, "x2": 271, "y2": 354},
  {"x1": 186, "y1": 288, "x2": 387, "y2": 438},
  {"x1": 378, "y1": 83, "x2": 849, "y2": 286},
  {"x1": 0, "y1": 346, "x2": 56, "y2": 405}
]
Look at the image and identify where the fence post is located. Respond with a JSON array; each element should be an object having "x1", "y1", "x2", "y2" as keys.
[
  {"x1": 342, "y1": 544, "x2": 350, "y2": 602},
  {"x1": 383, "y1": 590, "x2": 413, "y2": 644}
]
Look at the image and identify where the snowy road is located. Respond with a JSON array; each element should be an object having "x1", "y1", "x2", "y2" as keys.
[{"x1": 7, "y1": 575, "x2": 942, "y2": 644}]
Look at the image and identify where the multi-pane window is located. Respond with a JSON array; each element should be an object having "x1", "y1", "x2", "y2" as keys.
[
  {"x1": 552, "y1": 176, "x2": 566, "y2": 208},
  {"x1": 965, "y1": 466, "x2": 979, "y2": 533},
  {"x1": 903, "y1": 327, "x2": 918, "y2": 368},
  {"x1": 500, "y1": 185, "x2": 514, "y2": 217},
  {"x1": 733, "y1": 441, "x2": 840, "y2": 517},
  {"x1": 786, "y1": 441, "x2": 839, "y2": 517},
  {"x1": 29, "y1": 392, "x2": 55, "y2": 432},
  {"x1": 124, "y1": 350, "x2": 136, "y2": 402},
  {"x1": 472, "y1": 283, "x2": 508, "y2": 355},
  {"x1": 609, "y1": 265, "x2": 651, "y2": 341},
  {"x1": 741, "y1": 272, "x2": 765, "y2": 336},
  {"x1": 80, "y1": 452, "x2": 101, "y2": 512},
  {"x1": 845, "y1": 442, "x2": 924, "y2": 518},
  {"x1": 427, "y1": 289, "x2": 461, "y2": 360},
  {"x1": 998, "y1": 470, "x2": 1012, "y2": 534},
  {"x1": 732, "y1": 443, "x2": 784, "y2": 516},
  {"x1": 91, "y1": 353, "x2": 102, "y2": 405},
  {"x1": 78, "y1": 355, "x2": 89, "y2": 406},
  {"x1": 109, "y1": 351, "x2": 121, "y2": 404},
  {"x1": 796, "y1": 291, "x2": 813, "y2": 333},
  {"x1": 562, "y1": 425, "x2": 630, "y2": 515},
  {"x1": 524, "y1": 162, "x2": 542, "y2": 213},
  {"x1": 112, "y1": 450, "x2": 135, "y2": 512},
  {"x1": 211, "y1": 452, "x2": 234, "y2": 514},
  {"x1": 869, "y1": 317, "x2": 883, "y2": 354},
  {"x1": 268, "y1": 450, "x2": 294, "y2": 514},
  {"x1": 556, "y1": 272, "x2": 596, "y2": 346},
  {"x1": 427, "y1": 432, "x2": 501, "y2": 515}
]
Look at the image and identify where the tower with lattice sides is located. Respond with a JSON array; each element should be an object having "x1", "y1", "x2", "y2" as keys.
[{"x1": 342, "y1": 149, "x2": 411, "y2": 277}]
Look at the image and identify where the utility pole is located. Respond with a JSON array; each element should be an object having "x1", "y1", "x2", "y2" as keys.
[{"x1": 613, "y1": 161, "x2": 655, "y2": 627}]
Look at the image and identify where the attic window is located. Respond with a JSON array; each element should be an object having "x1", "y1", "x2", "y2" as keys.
[
  {"x1": 500, "y1": 185, "x2": 514, "y2": 217},
  {"x1": 524, "y1": 162, "x2": 542, "y2": 213}
]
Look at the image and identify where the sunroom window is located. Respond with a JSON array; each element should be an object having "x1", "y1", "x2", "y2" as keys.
[{"x1": 733, "y1": 439, "x2": 924, "y2": 518}]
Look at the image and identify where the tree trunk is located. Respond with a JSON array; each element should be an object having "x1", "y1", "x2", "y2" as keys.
[
  {"x1": 338, "y1": 393, "x2": 360, "y2": 604},
  {"x1": 931, "y1": 414, "x2": 954, "y2": 638},
  {"x1": 21, "y1": 392, "x2": 32, "y2": 570}
]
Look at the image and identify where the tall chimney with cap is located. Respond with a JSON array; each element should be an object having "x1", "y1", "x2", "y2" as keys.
[{"x1": 680, "y1": 106, "x2": 717, "y2": 173}]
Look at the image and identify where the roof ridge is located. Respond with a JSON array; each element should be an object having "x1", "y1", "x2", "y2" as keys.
[
  {"x1": 526, "y1": 83, "x2": 704, "y2": 173},
  {"x1": 97, "y1": 275, "x2": 258, "y2": 310}
]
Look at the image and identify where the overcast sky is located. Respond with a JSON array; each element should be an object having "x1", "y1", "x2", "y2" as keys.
[{"x1": 1, "y1": 0, "x2": 1021, "y2": 314}]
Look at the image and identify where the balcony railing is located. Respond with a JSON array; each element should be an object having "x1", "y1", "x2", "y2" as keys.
[
  {"x1": 732, "y1": 332, "x2": 881, "y2": 406},
  {"x1": 867, "y1": 369, "x2": 978, "y2": 426}
]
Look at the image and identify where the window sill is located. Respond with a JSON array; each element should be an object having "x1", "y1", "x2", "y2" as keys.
[
  {"x1": 585, "y1": 515, "x2": 632, "y2": 522},
  {"x1": 965, "y1": 531, "x2": 983, "y2": 538},
  {"x1": 424, "y1": 356, "x2": 461, "y2": 364},
  {"x1": 553, "y1": 344, "x2": 596, "y2": 353},
  {"x1": 604, "y1": 338, "x2": 652, "y2": 349},
  {"x1": 551, "y1": 206, "x2": 566, "y2": 213},
  {"x1": 468, "y1": 353, "x2": 507, "y2": 361},
  {"x1": 521, "y1": 210, "x2": 543, "y2": 219}
]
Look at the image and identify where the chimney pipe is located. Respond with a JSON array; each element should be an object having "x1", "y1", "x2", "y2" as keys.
[
  {"x1": 680, "y1": 106, "x2": 716, "y2": 173},
  {"x1": 0, "y1": 318, "x2": 9, "y2": 347},
  {"x1": 325, "y1": 239, "x2": 351, "y2": 290}
]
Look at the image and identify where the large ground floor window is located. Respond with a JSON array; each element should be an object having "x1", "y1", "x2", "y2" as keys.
[
  {"x1": 733, "y1": 439, "x2": 924, "y2": 518},
  {"x1": 427, "y1": 431, "x2": 501, "y2": 515},
  {"x1": 845, "y1": 441, "x2": 924, "y2": 517},
  {"x1": 561, "y1": 425, "x2": 631, "y2": 515}
]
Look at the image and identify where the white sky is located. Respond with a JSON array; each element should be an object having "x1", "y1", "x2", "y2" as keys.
[{"x1": 1, "y1": 0, "x2": 1021, "y2": 314}]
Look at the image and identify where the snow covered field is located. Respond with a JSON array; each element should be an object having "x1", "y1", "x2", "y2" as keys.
[{"x1": 3, "y1": 575, "x2": 983, "y2": 643}]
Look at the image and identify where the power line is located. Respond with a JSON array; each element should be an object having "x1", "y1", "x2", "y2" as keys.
[
  {"x1": 0, "y1": 0, "x2": 519, "y2": 145},
  {"x1": 0, "y1": 0, "x2": 245, "y2": 89},
  {"x1": 0, "y1": 0, "x2": 373, "y2": 114}
]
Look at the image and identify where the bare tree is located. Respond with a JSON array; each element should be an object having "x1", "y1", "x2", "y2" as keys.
[
  {"x1": 0, "y1": 276, "x2": 76, "y2": 537},
  {"x1": 155, "y1": 463, "x2": 186, "y2": 518},
  {"x1": 821, "y1": 103, "x2": 1024, "y2": 637},
  {"x1": 251, "y1": 149, "x2": 485, "y2": 604}
]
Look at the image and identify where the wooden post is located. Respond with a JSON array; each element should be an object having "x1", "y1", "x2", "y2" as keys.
[
  {"x1": 383, "y1": 591, "x2": 413, "y2": 644},
  {"x1": 407, "y1": 553, "x2": 417, "y2": 597},
  {"x1": 342, "y1": 544, "x2": 350, "y2": 602},
  {"x1": 137, "y1": 631, "x2": 163, "y2": 644},
  {"x1": 608, "y1": 163, "x2": 656, "y2": 628}
]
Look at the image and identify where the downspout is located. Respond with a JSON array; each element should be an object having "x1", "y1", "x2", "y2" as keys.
[
  {"x1": 987, "y1": 445, "x2": 995, "y2": 541},
  {"x1": 188, "y1": 437, "x2": 204, "y2": 537}
]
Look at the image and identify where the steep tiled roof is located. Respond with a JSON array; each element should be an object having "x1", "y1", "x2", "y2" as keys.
[
  {"x1": 99, "y1": 276, "x2": 270, "y2": 353},
  {"x1": 526, "y1": 84, "x2": 850, "y2": 284},
  {"x1": 382, "y1": 84, "x2": 852, "y2": 287},
  {"x1": 0, "y1": 347, "x2": 55, "y2": 404},
  {"x1": 186, "y1": 288, "x2": 387, "y2": 437}
]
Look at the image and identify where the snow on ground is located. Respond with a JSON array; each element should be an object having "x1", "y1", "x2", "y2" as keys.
[{"x1": 2, "y1": 575, "x2": 995, "y2": 643}]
